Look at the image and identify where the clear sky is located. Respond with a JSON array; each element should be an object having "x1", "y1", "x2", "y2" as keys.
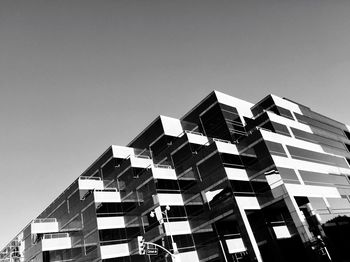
[{"x1": 1, "y1": 0, "x2": 350, "y2": 248}]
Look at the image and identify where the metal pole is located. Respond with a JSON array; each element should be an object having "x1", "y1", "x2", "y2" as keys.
[{"x1": 164, "y1": 209, "x2": 177, "y2": 251}]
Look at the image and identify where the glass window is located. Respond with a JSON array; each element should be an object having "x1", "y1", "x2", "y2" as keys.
[
  {"x1": 271, "y1": 121, "x2": 291, "y2": 137},
  {"x1": 299, "y1": 170, "x2": 350, "y2": 186},
  {"x1": 265, "y1": 141, "x2": 287, "y2": 157},
  {"x1": 287, "y1": 145, "x2": 349, "y2": 168}
]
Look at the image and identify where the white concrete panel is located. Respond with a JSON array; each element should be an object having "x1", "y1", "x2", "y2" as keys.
[
  {"x1": 273, "y1": 226, "x2": 291, "y2": 239},
  {"x1": 42, "y1": 237, "x2": 72, "y2": 251},
  {"x1": 178, "y1": 251, "x2": 200, "y2": 262},
  {"x1": 160, "y1": 115, "x2": 183, "y2": 137},
  {"x1": 266, "y1": 174, "x2": 284, "y2": 189},
  {"x1": 271, "y1": 95, "x2": 302, "y2": 114},
  {"x1": 151, "y1": 166, "x2": 177, "y2": 180},
  {"x1": 31, "y1": 222, "x2": 59, "y2": 234},
  {"x1": 261, "y1": 130, "x2": 324, "y2": 153},
  {"x1": 78, "y1": 179, "x2": 104, "y2": 190},
  {"x1": 100, "y1": 243, "x2": 129, "y2": 259},
  {"x1": 164, "y1": 221, "x2": 192, "y2": 236},
  {"x1": 130, "y1": 156, "x2": 152, "y2": 168},
  {"x1": 285, "y1": 183, "x2": 341, "y2": 198},
  {"x1": 236, "y1": 200, "x2": 263, "y2": 261},
  {"x1": 236, "y1": 196, "x2": 260, "y2": 210},
  {"x1": 215, "y1": 91, "x2": 254, "y2": 118},
  {"x1": 267, "y1": 112, "x2": 312, "y2": 133},
  {"x1": 158, "y1": 193, "x2": 184, "y2": 206},
  {"x1": 186, "y1": 133, "x2": 209, "y2": 145},
  {"x1": 111, "y1": 145, "x2": 135, "y2": 159},
  {"x1": 215, "y1": 141, "x2": 239, "y2": 154},
  {"x1": 225, "y1": 167, "x2": 249, "y2": 181},
  {"x1": 97, "y1": 217, "x2": 125, "y2": 230},
  {"x1": 346, "y1": 124, "x2": 350, "y2": 132},
  {"x1": 271, "y1": 155, "x2": 350, "y2": 175},
  {"x1": 94, "y1": 190, "x2": 121, "y2": 203},
  {"x1": 226, "y1": 238, "x2": 247, "y2": 253}
]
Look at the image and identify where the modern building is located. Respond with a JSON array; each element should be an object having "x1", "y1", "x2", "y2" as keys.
[{"x1": 2, "y1": 90, "x2": 350, "y2": 262}]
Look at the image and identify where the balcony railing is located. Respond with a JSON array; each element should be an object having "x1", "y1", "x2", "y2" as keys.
[
  {"x1": 31, "y1": 218, "x2": 59, "y2": 234},
  {"x1": 43, "y1": 233, "x2": 69, "y2": 239},
  {"x1": 32, "y1": 218, "x2": 57, "y2": 223}
]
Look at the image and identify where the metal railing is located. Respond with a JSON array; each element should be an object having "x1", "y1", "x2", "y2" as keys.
[
  {"x1": 79, "y1": 176, "x2": 101, "y2": 180},
  {"x1": 32, "y1": 218, "x2": 57, "y2": 223},
  {"x1": 213, "y1": 138, "x2": 232, "y2": 144},
  {"x1": 153, "y1": 164, "x2": 172, "y2": 169},
  {"x1": 43, "y1": 233, "x2": 69, "y2": 239}
]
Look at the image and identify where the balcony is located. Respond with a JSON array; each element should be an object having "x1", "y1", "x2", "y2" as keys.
[
  {"x1": 163, "y1": 221, "x2": 192, "y2": 236},
  {"x1": 224, "y1": 167, "x2": 249, "y2": 181},
  {"x1": 78, "y1": 176, "x2": 104, "y2": 200},
  {"x1": 31, "y1": 218, "x2": 59, "y2": 234},
  {"x1": 129, "y1": 155, "x2": 152, "y2": 168},
  {"x1": 214, "y1": 139, "x2": 239, "y2": 154},
  {"x1": 97, "y1": 216, "x2": 125, "y2": 230},
  {"x1": 151, "y1": 164, "x2": 177, "y2": 180},
  {"x1": 94, "y1": 188, "x2": 121, "y2": 203},
  {"x1": 100, "y1": 243, "x2": 129, "y2": 259},
  {"x1": 185, "y1": 130, "x2": 209, "y2": 145},
  {"x1": 42, "y1": 233, "x2": 72, "y2": 251},
  {"x1": 225, "y1": 237, "x2": 247, "y2": 254}
]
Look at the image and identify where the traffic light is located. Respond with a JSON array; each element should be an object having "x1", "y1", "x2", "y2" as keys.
[{"x1": 137, "y1": 236, "x2": 145, "y2": 255}]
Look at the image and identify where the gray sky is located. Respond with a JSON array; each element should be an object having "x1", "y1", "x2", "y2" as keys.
[{"x1": 1, "y1": 0, "x2": 350, "y2": 247}]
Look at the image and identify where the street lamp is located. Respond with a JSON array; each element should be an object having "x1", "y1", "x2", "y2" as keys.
[{"x1": 150, "y1": 205, "x2": 179, "y2": 261}]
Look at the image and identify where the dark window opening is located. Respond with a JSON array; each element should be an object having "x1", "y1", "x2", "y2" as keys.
[{"x1": 344, "y1": 130, "x2": 350, "y2": 140}]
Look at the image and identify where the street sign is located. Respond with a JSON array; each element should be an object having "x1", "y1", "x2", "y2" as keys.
[{"x1": 146, "y1": 248, "x2": 158, "y2": 255}]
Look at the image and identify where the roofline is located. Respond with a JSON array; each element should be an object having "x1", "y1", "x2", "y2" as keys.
[
  {"x1": 127, "y1": 115, "x2": 161, "y2": 147},
  {"x1": 180, "y1": 90, "x2": 217, "y2": 121}
]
